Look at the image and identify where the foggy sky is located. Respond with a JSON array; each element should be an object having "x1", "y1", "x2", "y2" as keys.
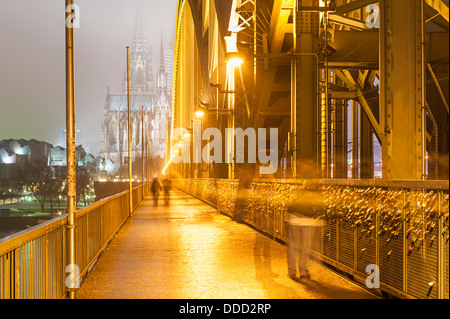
[{"x1": 0, "y1": 0, "x2": 177, "y2": 155}]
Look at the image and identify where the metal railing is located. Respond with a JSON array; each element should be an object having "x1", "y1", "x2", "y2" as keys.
[
  {"x1": 0, "y1": 184, "x2": 148, "y2": 299},
  {"x1": 177, "y1": 178, "x2": 449, "y2": 299}
]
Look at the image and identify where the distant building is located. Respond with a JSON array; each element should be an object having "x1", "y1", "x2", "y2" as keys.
[
  {"x1": 100, "y1": 17, "x2": 172, "y2": 170},
  {"x1": 0, "y1": 139, "x2": 119, "y2": 178},
  {"x1": 164, "y1": 40, "x2": 174, "y2": 97},
  {"x1": 0, "y1": 139, "x2": 50, "y2": 164}
]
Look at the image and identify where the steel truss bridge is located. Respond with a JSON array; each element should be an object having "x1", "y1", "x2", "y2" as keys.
[{"x1": 0, "y1": 0, "x2": 448, "y2": 300}]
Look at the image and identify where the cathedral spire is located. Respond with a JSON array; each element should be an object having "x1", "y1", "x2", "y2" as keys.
[
  {"x1": 156, "y1": 33, "x2": 167, "y2": 94},
  {"x1": 123, "y1": 12, "x2": 154, "y2": 95},
  {"x1": 132, "y1": 12, "x2": 148, "y2": 55},
  {"x1": 159, "y1": 34, "x2": 165, "y2": 74}
]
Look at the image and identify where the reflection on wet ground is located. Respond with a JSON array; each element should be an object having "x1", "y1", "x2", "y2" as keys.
[{"x1": 77, "y1": 190, "x2": 378, "y2": 299}]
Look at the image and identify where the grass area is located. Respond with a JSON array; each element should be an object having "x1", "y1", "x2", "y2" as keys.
[{"x1": 0, "y1": 199, "x2": 95, "y2": 215}]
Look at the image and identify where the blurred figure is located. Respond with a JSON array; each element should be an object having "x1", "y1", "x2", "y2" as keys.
[
  {"x1": 285, "y1": 188, "x2": 325, "y2": 281},
  {"x1": 162, "y1": 178, "x2": 171, "y2": 206},
  {"x1": 151, "y1": 178, "x2": 161, "y2": 206}
]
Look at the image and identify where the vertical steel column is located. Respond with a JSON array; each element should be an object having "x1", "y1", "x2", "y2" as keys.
[
  {"x1": 438, "y1": 189, "x2": 443, "y2": 298},
  {"x1": 321, "y1": 92, "x2": 328, "y2": 177},
  {"x1": 420, "y1": 0, "x2": 427, "y2": 180},
  {"x1": 352, "y1": 101, "x2": 359, "y2": 179},
  {"x1": 294, "y1": 0, "x2": 320, "y2": 179},
  {"x1": 360, "y1": 112, "x2": 374, "y2": 179},
  {"x1": 334, "y1": 98, "x2": 347, "y2": 179},
  {"x1": 324, "y1": 12, "x2": 330, "y2": 179},
  {"x1": 379, "y1": 0, "x2": 424, "y2": 180},
  {"x1": 290, "y1": 0, "x2": 298, "y2": 179},
  {"x1": 65, "y1": 0, "x2": 77, "y2": 300},
  {"x1": 127, "y1": 47, "x2": 133, "y2": 215}
]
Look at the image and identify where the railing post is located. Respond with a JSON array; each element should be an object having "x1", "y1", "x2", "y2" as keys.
[
  {"x1": 14, "y1": 248, "x2": 20, "y2": 299},
  {"x1": 438, "y1": 188, "x2": 443, "y2": 299},
  {"x1": 375, "y1": 187, "x2": 380, "y2": 283},
  {"x1": 403, "y1": 188, "x2": 407, "y2": 294},
  {"x1": 127, "y1": 46, "x2": 133, "y2": 217}
]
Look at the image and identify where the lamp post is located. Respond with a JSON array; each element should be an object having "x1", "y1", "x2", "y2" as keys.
[
  {"x1": 65, "y1": 0, "x2": 77, "y2": 300},
  {"x1": 127, "y1": 46, "x2": 132, "y2": 216},
  {"x1": 184, "y1": 130, "x2": 193, "y2": 178},
  {"x1": 194, "y1": 104, "x2": 246, "y2": 179}
]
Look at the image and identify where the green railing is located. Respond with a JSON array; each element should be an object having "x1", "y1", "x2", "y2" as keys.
[
  {"x1": 0, "y1": 184, "x2": 148, "y2": 299},
  {"x1": 177, "y1": 178, "x2": 449, "y2": 299}
]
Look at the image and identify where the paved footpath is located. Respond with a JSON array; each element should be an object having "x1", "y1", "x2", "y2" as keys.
[{"x1": 77, "y1": 190, "x2": 378, "y2": 299}]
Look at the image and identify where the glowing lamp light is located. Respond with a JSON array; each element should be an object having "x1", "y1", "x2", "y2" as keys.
[
  {"x1": 195, "y1": 110, "x2": 205, "y2": 118},
  {"x1": 162, "y1": 159, "x2": 173, "y2": 176},
  {"x1": 227, "y1": 57, "x2": 244, "y2": 67}
]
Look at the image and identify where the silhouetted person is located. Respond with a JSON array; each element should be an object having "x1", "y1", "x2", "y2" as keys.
[
  {"x1": 286, "y1": 188, "x2": 325, "y2": 281},
  {"x1": 162, "y1": 178, "x2": 171, "y2": 206},
  {"x1": 151, "y1": 178, "x2": 161, "y2": 206}
]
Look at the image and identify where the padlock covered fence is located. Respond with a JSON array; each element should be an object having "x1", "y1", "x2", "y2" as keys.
[{"x1": 176, "y1": 178, "x2": 449, "y2": 299}]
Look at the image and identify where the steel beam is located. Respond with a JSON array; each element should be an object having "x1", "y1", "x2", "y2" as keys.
[
  {"x1": 334, "y1": 97, "x2": 348, "y2": 179},
  {"x1": 292, "y1": 0, "x2": 320, "y2": 179},
  {"x1": 330, "y1": 90, "x2": 358, "y2": 99},
  {"x1": 427, "y1": 63, "x2": 449, "y2": 113},
  {"x1": 328, "y1": 13, "x2": 370, "y2": 31},
  {"x1": 328, "y1": 30, "x2": 379, "y2": 63},
  {"x1": 360, "y1": 110, "x2": 374, "y2": 179},
  {"x1": 334, "y1": 69, "x2": 382, "y2": 140},
  {"x1": 425, "y1": 0, "x2": 449, "y2": 22},
  {"x1": 269, "y1": 0, "x2": 293, "y2": 53},
  {"x1": 335, "y1": 0, "x2": 378, "y2": 15}
]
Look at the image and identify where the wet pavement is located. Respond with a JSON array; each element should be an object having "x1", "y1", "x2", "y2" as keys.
[{"x1": 76, "y1": 190, "x2": 378, "y2": 299}]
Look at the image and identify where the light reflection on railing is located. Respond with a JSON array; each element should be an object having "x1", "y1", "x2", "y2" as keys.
[{"x1": 177, "y1": 178, "x2": 449, "y2": 299}]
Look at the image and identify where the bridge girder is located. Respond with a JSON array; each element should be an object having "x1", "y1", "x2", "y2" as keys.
[{"x1": 171, "y1": 0, "x2": 449, "y2": 180}]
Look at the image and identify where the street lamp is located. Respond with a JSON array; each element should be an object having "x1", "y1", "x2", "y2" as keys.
[
  {"x1": 225, "y1": 52, "x2": 244, "y2": 67},
  {"x1": 227, "y1": 57, "x2": 244, "y2": 67},
  {"x1": 194, "y1": 109, "x2": 206, "y2": 118}
]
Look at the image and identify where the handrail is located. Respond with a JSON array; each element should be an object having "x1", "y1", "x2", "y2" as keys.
[
  {"x1": 178, "y1": 178, "x2": 449, "y2": 299},
  {"x1": 0, "y1": 187, "x2": 132, "y2": 254},
  {"x1": 0, "y1": 182, "x2": 150, "y2": 299},
  {"x1": 189, "y1": 177, "x2": 449, "y2": 190},
  {"x1": 0, "y1": 216, "x2": 67, "y2": 256}
]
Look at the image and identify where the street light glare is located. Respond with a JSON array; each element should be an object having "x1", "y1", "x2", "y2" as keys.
[
  {"x1": 195, "y1": 110, "x2": 205, "y2": 118},
  {"x1": 227, "y1": 57, "x2": 244, "y2": 67}
]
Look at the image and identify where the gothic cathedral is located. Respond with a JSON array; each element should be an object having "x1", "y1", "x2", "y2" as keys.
[{"x1": 100, "y1": 17, "x2": 172, "y2": 176}]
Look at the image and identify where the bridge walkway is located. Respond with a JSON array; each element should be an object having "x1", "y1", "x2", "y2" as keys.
[{"x1": 76, "y1": 190, "x2": 378, "y2": 299}]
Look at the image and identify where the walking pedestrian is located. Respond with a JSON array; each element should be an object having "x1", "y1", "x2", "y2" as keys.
[
  {"x1": 285, "y1": 188, "x2": 325, "y2": 281},
  {"x1": 162, "y1": 178, "x2": 171, "y2": 206},
  {"x1": 151, "y1": 178, "x2": 161, "y2": 206}
]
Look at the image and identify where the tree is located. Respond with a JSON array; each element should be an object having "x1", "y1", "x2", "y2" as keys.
[
  {"x1": 17, "y1": 157, "x2": 62, "y2": 212},
  {"x1": 76, "y1": 162, "x2": 98, "y2": 206},
  {"x1": 0, "y1": 165, "x2": 9, "y2": 204}
]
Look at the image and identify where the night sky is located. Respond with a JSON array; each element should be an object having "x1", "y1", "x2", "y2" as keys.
[{"x1": 0, "y1": 0, "x2": 177, "y2": 155}]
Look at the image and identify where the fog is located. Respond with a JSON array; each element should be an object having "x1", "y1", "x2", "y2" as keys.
[{"x1": 0, "y1": 0, "x2": 177, "y2": 155}]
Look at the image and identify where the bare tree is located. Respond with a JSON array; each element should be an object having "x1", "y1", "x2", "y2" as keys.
[
  {"x1": 17, "y1": 157, "x2": 61, "y2": 212},
  {"x1": 76, "y1": 162, "x2": 98, "y2": 206}
]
